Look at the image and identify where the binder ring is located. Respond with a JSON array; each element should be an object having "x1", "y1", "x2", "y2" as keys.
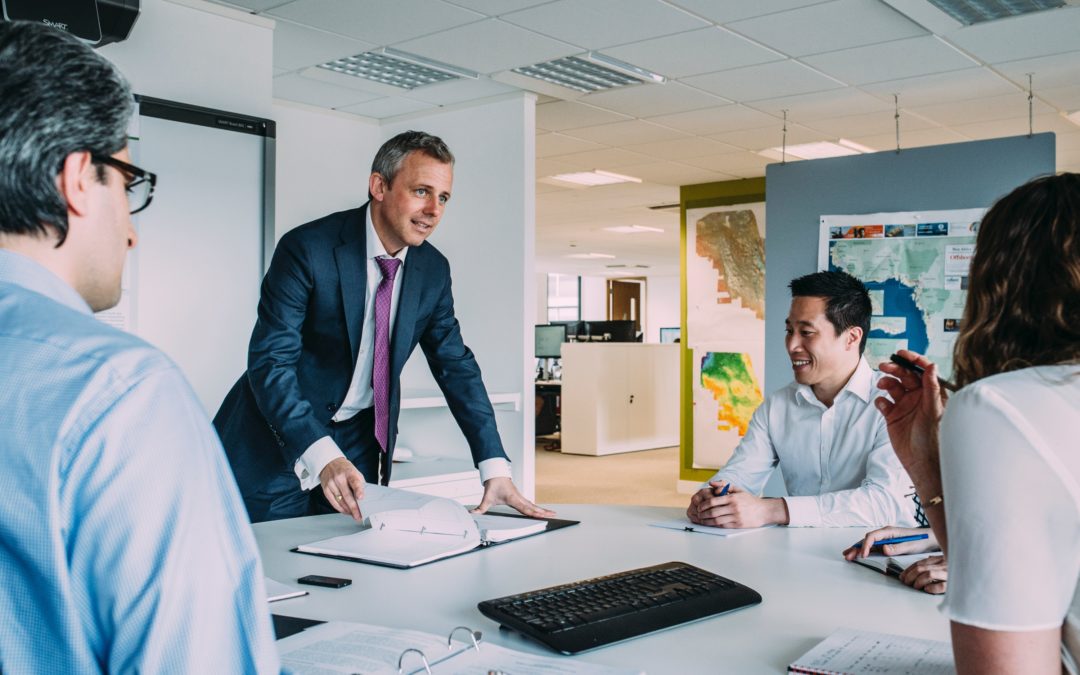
[
  {"x1": 447, "y1": 625, "x2": 482, "y2": 652},
  {"x1": 397, "y1": 647, "x2": 431, "y2": 674}
]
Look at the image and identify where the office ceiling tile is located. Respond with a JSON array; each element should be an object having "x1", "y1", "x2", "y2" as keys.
[
  {"x1": 536, "y1": 157, "x2": 580, "y2": 176},
  {"x1": 393, "y1": 19, "x2": 578, "y2": 74},
  {"x1": 272, "y1": 73, "x2": 383, "y2": 108},
  {"x1": 847, "y1": 126, "x2": 969, "y2": 151},
  {"x1": 580, "y1": 82, "x2": 730, "y2": 118},
  {"x1": 1055, "y1": 131, "x2": 1080, "y2": 152},
  {"x1": 445, "y1": 0, "x2": 553, "y2": 15},
  {"x1": 950, "y1": 112, "x2": 1080, "y2": 140},
  {"x1": 215, "y1": 0, "x2": 292, "y2": 11},
  {"x1": 547, "y1": 147, "x2": 656, "y2": 171},
  {"x1": 726, "y1": 0, "x2": 926, "y2": 58},
  {"x1": 1042, "y1": 85, "x2": 1080, "y2": 112},
  {"x1": 679, "y1": 152, "x2": 772, "y2": 178},
  {"x1": 646, "y1": 105, "x2": 781, "y2": 135},
  {"x1": 402, "y1": 77, "x2": 518, "y2": 105},
  {"x1": 268, "y1": 0, "x2": 483, "y2": 45},
  {"x1": 803, "y1": 36, "x2": 977, "y2": 85},
  {"x1": 910, "y1": 92, "x2": 1055, "y2": 126},
  {"x1": 683, "y1": 60, "x2": 844, "y2": 102},
  {"x1": 706, "y1": 123, "x2": 828, "y2": 151},
  {"x1": 536, "y1": 133, "x2": 606, "y2": 157},
  {"x1": 536, "y1": 101, "x2": 633, "y2": 131},
  {"x1": 993, "y1": 51, "x2": 1080, "y2": 91},
  {"x1": 560, "y1": 119, "x2": 692, "y2": 145},
  {"x1": 272, "y1": 19, "x2": 374, "y2": 72},
  {"x1": 945, "y1": 6, "x2": 1080, "y2": 64},
  {"x1": 599, "y1": 27, "x2": 783, "y2": 79},
  {"x1": 804, "y1": 108, "x2": 936, "y2": 137},
  {"x1": 747, "y1": 87, "x2": 893, "y2": 121},
  {"x1": 336, "y1": 97, "x2": 437, "y2": 118},
  {"x1": 615, "y1": 160, "x2": 732, "y2": 186},
  {"x1": 501, "y1": 0, "x2": 708, "y2": 50},
  {"x1": 860, "y1": 68, "x2": 1017, "y2": 108},
  {"x1": 622, "y1": 136, "x2": 743, "y2": 161},
  {"x1": 667, "y1": 0, "x2": 829, "y2": 24}
]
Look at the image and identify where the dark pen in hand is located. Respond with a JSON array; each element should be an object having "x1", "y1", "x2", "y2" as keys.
[{"x1": 889, "y1": 354, "x2": 958, "y2": 392}]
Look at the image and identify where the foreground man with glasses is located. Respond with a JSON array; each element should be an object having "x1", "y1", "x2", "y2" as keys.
[{"x1": 0, "y1": 21, "x2": 279, "y2": 673}]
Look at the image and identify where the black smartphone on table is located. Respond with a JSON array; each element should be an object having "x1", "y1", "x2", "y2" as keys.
[{"x1": 297, "y1": 574, "x2": 351, "y2": 588}]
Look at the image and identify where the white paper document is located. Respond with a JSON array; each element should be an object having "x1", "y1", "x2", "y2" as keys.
[
  {"x1": 296, "y1": 486, "x2": 549, "y2": 568},
  {"x1": 278, "y1": 621, "x2": 643, "y2": 674},
  {"x1": 650, "y1": 518, "x2": 774, "y2": 538},
  {"x1": 789, "y1": 627, "x2": 954, "y2": 674}
]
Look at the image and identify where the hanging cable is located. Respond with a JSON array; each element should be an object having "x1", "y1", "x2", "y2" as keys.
[
  {"x1": 781, "y1": 109, "x2": 788, "y2": 164},
  {"x1": 894, "y1": 94, "x2": 901, "y2": 154},
  {"x1": 1027, "y1": 73, "x2": 1034, "y2": 137}
]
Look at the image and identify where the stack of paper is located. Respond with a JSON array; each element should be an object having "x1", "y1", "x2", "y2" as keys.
[{"x1": 789, "y1": 627, "x2": 954, "y2": 674}]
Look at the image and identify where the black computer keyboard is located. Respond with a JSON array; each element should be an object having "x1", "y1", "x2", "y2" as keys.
[{"x1": 477, "y1": 561, "x2": 762, "y2": 654}]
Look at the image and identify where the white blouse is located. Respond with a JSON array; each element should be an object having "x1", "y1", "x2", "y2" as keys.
[{"x1": 940, "y1": 364, "x2": 1080, "y2": 672}]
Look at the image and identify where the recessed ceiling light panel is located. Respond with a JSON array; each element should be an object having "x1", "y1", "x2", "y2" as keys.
[
  {"x1": 317, "y1": 48, "x2": 477, "y2": 90},
  {"x1": 925, "y1": 0, "x2": 1065, "y2": 25},
  {"x1": 603, "y1": 225, "x2": 665, "y2": 234},
  {"x1": 513, "y1": 53, "x2": 664, "y2": 93},
  {"x1": 549, "y1": 170, "x2": 642, "y2": 186}
]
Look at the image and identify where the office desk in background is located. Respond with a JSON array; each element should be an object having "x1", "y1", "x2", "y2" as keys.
[
  {"x1": 255, "y1": 505, "x2": 951, "y2": 674},
  {"x1": 535, "y1": 380, "x2": 561, "y2": 443}
]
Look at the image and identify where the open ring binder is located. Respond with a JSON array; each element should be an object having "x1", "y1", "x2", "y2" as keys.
[{"x1": 396, "y1": 625, "x2": 484, "y2": 674}]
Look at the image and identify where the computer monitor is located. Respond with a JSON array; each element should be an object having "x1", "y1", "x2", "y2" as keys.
[
  {"x1": 583, "y1": 320, "x2": 636, "y2": 342},
  {"x1": 535, "y1": 324, "x2": 566, "y2": 358},
  {"x1": 659, "y1": 327, "x2": 681, "y2": 344}
]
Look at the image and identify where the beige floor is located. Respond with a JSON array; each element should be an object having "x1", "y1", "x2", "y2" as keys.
[{"x1": 534, "y1": 442, "x2": 689, "y2": 508}]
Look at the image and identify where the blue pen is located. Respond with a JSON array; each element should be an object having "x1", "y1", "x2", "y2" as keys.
[
  {"x1": 851, "y1": 533, "x2": 929, "y2": 549},
  {"x1": 717, "y1": 483, "x2": 730, "y2": 497}
]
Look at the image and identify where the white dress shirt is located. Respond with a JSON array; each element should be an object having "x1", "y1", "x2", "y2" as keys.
[
  {"x1": 709, "y1": 357, "x2": 918, "y2": 527},
  {"x1": 294, "y1": 210, "x2": 511, "y2": 489},
  {"x1": 939, "y1": 365, "x2": 1080, "y2": 673}
]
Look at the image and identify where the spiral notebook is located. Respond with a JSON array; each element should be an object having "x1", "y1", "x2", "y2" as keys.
[
  {"x1": 276, "y1": 620, "x2": 642, "y2": 674},
  {"x1": 788, "y1": 627, "x2": 954, "y2": 674}
]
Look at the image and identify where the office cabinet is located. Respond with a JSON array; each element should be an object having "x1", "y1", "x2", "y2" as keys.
[{"x1": 560, "y1": 344, "x2": 679, "y2": 455}]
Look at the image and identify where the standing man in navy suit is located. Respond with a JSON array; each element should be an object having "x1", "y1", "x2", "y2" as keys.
[{"x1": 215, "y1": 131, "x2": 552, "y2": 523}]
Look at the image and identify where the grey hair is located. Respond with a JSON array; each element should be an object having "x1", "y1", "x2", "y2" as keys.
[
  {"x1": 0, "y1": 21, "x2": 134, "y2": 246},
  {"x1": 370, "y1": 130, "x2": 454, "y2": 189}
]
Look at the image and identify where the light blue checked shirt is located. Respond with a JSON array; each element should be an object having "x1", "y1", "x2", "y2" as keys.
[{"x1": 0, "y1": 250, "x2": 280, "y2": 673}]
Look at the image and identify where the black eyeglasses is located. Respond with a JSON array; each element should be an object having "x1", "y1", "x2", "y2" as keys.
[{"x1": 91, "y1": 154, "x2": 157, "y2": 215}]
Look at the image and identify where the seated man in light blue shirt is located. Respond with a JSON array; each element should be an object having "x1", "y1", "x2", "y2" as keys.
[
  {"x1": 0, "y1": 22, "x2": 279, "y2": 673},
  {"x1": 687, "y1": 271, "x2": 917, "y2": 529}
]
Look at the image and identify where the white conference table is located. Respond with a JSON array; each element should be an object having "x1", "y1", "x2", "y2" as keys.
[{"x1": 254, "y1": 504, "x2": 951, "y2": 674}]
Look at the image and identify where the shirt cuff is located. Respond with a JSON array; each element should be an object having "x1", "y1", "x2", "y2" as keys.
[
  {"x1": 294, "y1": 436, "x2": 345, "y2": 491},
  {"x1": 783, "y1": 496, "x2": 822, "y2": 527},
  {"x1": 478, "y1": 457, "x2": 512, "y2": 483}
]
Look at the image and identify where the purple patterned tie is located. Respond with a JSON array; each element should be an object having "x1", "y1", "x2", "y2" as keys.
[{"x1": 373, "y1": 256, "x2": 401, "y2": 453}]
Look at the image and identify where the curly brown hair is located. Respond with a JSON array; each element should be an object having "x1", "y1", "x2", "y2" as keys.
[{"x1": 953, "y1": 172, "x2": 1080, "y2": 388}]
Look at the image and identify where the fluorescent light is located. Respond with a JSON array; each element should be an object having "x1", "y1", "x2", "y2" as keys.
[
  {"x1": 512, "y1": 54, "x2": 663, "y2": 93},
  {"x1": 603, "y1": 225, "x2": 665, "y2": 234},
  {"x1": 759, "y1": 140, "x2": 876, "y2": 162},
  {"x1": 924, "y1": 0, "x2": 1065, "y2": 25},
  {"x1": 317, "y1": 48, "x2": 477, "y2": 90},
  {"x1": 566, "y1": 252, "x2": 616, "y2": 259},
  {"x1": 549, "y1": 170, "x2": 642, "y2": 186},
  {"x1": 1064, "y1": 110, "x2": 1080, "y2": 128}
]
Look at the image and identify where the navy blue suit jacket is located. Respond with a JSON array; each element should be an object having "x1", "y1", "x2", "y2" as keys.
[{"x1": 214, "y1": 205, "x2": 507, "y2": 493}]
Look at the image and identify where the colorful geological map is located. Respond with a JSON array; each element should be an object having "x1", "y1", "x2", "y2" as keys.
[
  {"x1": 700, "y1": 352, "x2": 763, "y2": 436},
  {"x1": 694, "y1": 209, "x2": 766, "y2": 321}
]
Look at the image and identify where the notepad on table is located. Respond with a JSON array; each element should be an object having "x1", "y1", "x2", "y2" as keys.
[
  {"x1": 294, "y1": 485, "x2": 570, "y2": 568},
  {"x1": 650, "y1": 518, "x2": 775, "y2": 538},
  {"x1": 852, "y1": 552, "x2": 934, "y2": 577},
  {"x1": 789, "y1": 627, "x2": 954, "y2": 674}
]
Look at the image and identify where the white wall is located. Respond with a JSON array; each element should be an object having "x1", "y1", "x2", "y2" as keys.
[
  {"x1": 101, "y1": 0, "x2": 273, "y2": 118},
  {"x1": 580, "y1": 276, "x2": 607, "y2": 320},
  {"x1": 271, "y1": 101, "x2": 381, "y2": 240},
  {"x1": 536, "y1": 273, "x2": 548, "y2": 324},
  {"x1": 383, "y1": 94, "x2": 537, "y2": 497},
  {"x1": 645, "y1": 275, "x2": 680, "y2": 343}
]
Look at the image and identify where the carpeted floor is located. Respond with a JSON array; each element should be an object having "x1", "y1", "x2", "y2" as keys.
[{"x1": 534, "y1": 442, "x2": 689, "y2": 507}]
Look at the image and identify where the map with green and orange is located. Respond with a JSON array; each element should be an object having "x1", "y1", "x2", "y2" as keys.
[{"x1": 700, "y1": 352, "x2": 763, "y2": 436}]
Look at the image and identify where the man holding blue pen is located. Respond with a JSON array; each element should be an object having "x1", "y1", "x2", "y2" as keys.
[
  {"x1": 844, "y1": 527, "x2": 948, "y2": 595},
  {"x1": 687, "y1": 271, "x2": 919, "y2": 529}
]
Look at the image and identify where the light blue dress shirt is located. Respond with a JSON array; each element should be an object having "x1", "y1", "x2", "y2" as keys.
[{"x1": 0, "y1": 250, "x2": 280, "y2": 673}]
